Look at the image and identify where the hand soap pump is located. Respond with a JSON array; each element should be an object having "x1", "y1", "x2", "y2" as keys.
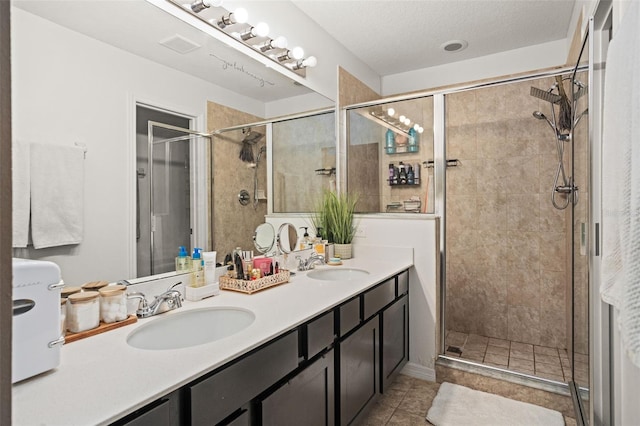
[
  {"x1": 191, "y1": 248, "x2": 204, "y2": 287},
  {"x1": 176, "y1": 246, "x2": 191, "y2": 273},
  {"x1": 299, "y1": 227, "x2": 311, "y2": 250}
]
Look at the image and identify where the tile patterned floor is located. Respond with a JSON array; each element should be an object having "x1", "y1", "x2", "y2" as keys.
[
  {"x1": 444, "y1": 330, "x2": 589, "y2": 384},
  {"x1": 362, "y1": 374, "x2": 578, "y2": 425}
]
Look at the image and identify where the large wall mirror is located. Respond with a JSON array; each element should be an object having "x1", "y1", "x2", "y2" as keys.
[{"x1": 10, "y1": 0, "x2": 334, "y2": 285}]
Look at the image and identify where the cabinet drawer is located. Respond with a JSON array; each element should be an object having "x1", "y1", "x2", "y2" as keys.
[
  {"x1": 364, "y1": 278, "x2": 395, "y2": 319},
  {"x1": 339, "y1": 297, "x2": 360, "y2": 336},
  {"x1": 189, "y1": 331, "x2": 298, "y2": 426},
  {"x1": 397, "y1": 270, "x2": 408, "y2": 296},
  {"x1": 307, "y1": 310, "x2": 335, "y2": 359}
]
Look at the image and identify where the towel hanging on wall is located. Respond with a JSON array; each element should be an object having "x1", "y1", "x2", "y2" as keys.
[
  {"x1": 600, "y1": 0, "x2": 640, "y2": 368},
  {"x1": 30, "y1": 143, "x2": 85, "y2": 249}
]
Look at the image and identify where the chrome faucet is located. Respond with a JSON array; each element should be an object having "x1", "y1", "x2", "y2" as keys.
[
  {"x1": 296, "y1": 253, "x2": 326, "y2": 271},
  {"x1": 127, "y1": 282, "x2": 183, "y2": 318}
]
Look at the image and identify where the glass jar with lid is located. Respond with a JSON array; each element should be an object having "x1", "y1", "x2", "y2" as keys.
[
  {"x1": 98, "y1": 284, "x2": 128, "y2": 323},
  {"x1": 61, "y1": 286, "x2": 82, "y2": 299},
  {"x1": 66, "y1": 291, "x2": 100, "y2": 333}
]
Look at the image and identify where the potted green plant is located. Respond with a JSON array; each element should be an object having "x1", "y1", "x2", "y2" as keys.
[{"x1": 313, "y1": 190, "x2": 358, "y2": 259}]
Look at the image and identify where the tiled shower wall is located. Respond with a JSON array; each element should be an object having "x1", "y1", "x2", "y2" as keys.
[{"x1": 445, "y1": 76, "x2": 579, "y2": 349}]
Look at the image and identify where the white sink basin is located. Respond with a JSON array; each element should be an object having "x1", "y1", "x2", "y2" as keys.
[
  {"x1": 127, "y1": 307, "x2": 255, "y2": 350},
  {"x1": 306, "y1": 268, "x2": 370, "y2": 281}
]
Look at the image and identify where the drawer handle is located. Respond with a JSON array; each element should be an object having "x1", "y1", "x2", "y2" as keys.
[
  {"x1": 48, "y1": 335, "x2": 66, "y2": 348},
  {"x1": 13, "y1": 299, "x2": 35, "y2": 316}
]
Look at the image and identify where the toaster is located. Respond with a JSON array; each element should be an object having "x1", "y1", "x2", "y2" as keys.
[{"x1": 12, "y1": 258, "x2": 65, "y2": 383}]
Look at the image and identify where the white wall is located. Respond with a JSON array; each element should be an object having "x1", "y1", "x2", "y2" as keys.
[
  {"x1": 11, "y1": 8, "x2": 265, "y2": 285},
  {"x1": 267, "y1": 214, "x2": 440, "y2": 380}
]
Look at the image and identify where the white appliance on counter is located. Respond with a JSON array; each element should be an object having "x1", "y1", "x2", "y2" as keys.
[{"x1": 12, "y1": 258, "x2": 65, "y2": 383}]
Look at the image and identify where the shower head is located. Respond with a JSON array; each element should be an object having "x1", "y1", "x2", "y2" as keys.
[
  {"x1": 256, "y1": 145, "x2": 266, "y2": 163},
  {"x1": 533, "y1": 111, "x2": 547, "y2": 120}
]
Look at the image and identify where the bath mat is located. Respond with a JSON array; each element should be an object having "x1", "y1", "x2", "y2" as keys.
[{"x1": 426, "y1": 382, "x2": 564, "y2": 426}]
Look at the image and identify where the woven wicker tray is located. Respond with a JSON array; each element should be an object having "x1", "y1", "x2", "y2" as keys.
[{"x1": 220, "y1": 270, "x2": 290, "y2": 294}]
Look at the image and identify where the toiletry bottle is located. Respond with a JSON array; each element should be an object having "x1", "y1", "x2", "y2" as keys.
[
  {"x1": 202, "y1": 251, "x2": 217, "y2": 286},
  {"x1": 299, "y1": 227, "x2": 311, "y2": 250},
  {"x1": 385, "y1": 129, "x2": 396, "y2": 154},
  {"x1": 393, "y1": 166, "x2": 399, "y2": 185},
  {"x1": 407, "y1": 165, "x2": 415, "y2": 185},
  {"x1": 191, "y1": 248, "x2": 204, "y2": 287},
  {"x1": 388, "y1": 163, "x2": 395, "y2": 185},
  {"x1": 408, "y1": 128, "x2": 418, "y2": 152},
  {"x1": 399, "y1": 162, "x2": 407, "y2": 184},
  {"x1": 175, "y1": 246, "x2": 191, "y2": 273},
  {"x1": 414, "y1": 162, "x2": 421, "y2": 185}
]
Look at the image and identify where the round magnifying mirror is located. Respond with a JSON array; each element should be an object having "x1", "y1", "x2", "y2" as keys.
[
  {"x1": 253, "y1": 223, "x2": 275, "y2": 254},
  {"x1": 277, "y1": 223, "x2": 298, "y2": 254}
]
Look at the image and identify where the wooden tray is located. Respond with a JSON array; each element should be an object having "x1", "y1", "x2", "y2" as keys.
[
  {"x1": 220, "y1": 270, "x2": 290, "y2": 294},
  {"x1": 64, "y1": 315, "x2": 137, "y2": 344}
]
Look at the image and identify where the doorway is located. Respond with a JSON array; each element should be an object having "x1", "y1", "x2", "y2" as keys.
[{"x1": 135, "y1": 105, "x2": 208, "y2": 277}]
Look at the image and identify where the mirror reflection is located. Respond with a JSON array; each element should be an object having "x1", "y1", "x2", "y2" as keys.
[
  {"x1": 276, "y1": 223, "x2": 299, "y2": 254},
  {"x1": 10, "y1": 1, "x2": 333, "y2": 285},
  {"x1": 347, "y1": 97, "x2": 434, "y2": 214}
]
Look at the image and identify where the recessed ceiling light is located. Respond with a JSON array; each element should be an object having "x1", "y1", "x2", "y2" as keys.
[{"x1": 441, "y1": 40, "x2": 468, "y2": 53}]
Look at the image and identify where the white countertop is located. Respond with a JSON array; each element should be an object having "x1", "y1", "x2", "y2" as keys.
[{"x1": 13, "y1": 248, "x2": 413, "y2": 426}]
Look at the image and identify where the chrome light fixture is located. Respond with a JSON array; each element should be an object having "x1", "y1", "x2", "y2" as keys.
[
  {"x1": 217, "y1": 7, "x2": 248, "y2": 29},
  {"x1": 167, "y1": 0, "x2": 317, "y2": 76}
]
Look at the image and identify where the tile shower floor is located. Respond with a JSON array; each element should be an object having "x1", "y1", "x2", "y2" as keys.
[{"x1": 444, "y1": 330, "x2": 589, "y2": 384}]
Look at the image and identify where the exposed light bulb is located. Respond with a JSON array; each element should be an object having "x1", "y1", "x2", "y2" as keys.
[
  {"x1": 233, "y1": 7, "x2": 248, "y2": 24},
  {"x1": 403, "y1": 117, "x2": 411, "y2": 126},
  {"x1": 413, "y1": 124, "x2": 420, "y2": 130},
  {"x1": 387, "y1": 108, "x2": 395, "y2": 117},
  {"x1": 399, "y1": 115, "x2": 406, "y2": 122},
  {"x1": 301, "y1": 56, "x2": 317, "y2": 68},
  {"x1": 290, "y1": 46, "x2": 304, "y2": 60},
  {"x1": 253, "y1": 22, "x2": 269, "y2": 37},
  {"x1": 272, "y1": 36, "x2": 288, "y2": 49},
  {"x1": 418, "y1": 126, "x2": 424, "y2": 133}
]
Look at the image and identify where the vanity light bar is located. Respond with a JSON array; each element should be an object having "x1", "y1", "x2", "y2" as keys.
[{"x1": 169, "y1": 0, "x2": 317, "y2": 75}]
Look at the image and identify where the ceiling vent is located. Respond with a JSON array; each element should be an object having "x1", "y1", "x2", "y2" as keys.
[{"x1": 160, "y1": 34, "x2": 201, "y2": 54}]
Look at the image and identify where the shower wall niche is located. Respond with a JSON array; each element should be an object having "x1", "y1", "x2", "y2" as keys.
[{"x1": 445, "y1": 74, "x2": 588, "y2": 362}]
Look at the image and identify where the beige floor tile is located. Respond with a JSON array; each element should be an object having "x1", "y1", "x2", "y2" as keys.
[
  {"x1": 389, "y1": 374, "x2": 415, "y2": 392},
  {"x1": 488, "y1": 337, "x2": 511, "y2": 348},
  {"x1": 511, "y1": 342, "x2": 534, "y2": 353},
  {"x1": 535, "y1": 371, "x2": 565, "y2": 382},
  {"x1": 362, "y1": 400, "x2": 396, "y2": 425},
  {"x1": 534, "y1": 345, "x2": 559, "y2": 357},
  {"x1": 467, "y1": 333, "x2": 490, "y2": 344},
  {"x1": 486, "y1": 345, "x2": 509, "y2": 357},
  {"x1": 445, "y1": 351, "x2": 461, "y2": 357},
  {"x1": 535, "y1": 353, "x2": 561, "y2": 366},
  {"x1": 461, "y1": 349, "x2": 485, "y2": 362},
  {"x1": 379, "y1": 387, "x2": 410, "y2": 409},
  {"x1": 464, "y1": 341, "x2": 488, "y2": 352},
  {"x1": 509, "y1": 357, "x2": 535, "y2": 371},
  {"x1": 388, "y1": 408, "x2": 431, "y2": 425},
  {"x1": 484, "y1": 352, "x2": 509, "y2": 366},
  {"x1": 535, "y1": 362, "x2": 564, "y2": 377},
  {"x1": 445, "y1": 331, "x2": 468, "y2": 346},
  {"x1": 510, "y1": 348, "x2": 534, "y2": 361}
]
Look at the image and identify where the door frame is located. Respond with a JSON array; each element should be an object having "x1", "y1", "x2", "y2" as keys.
[{"x1": 128, "y1": 96, "x2": 207, "y2": 279}]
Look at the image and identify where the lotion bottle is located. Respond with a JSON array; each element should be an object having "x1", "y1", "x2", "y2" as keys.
[{"x1": 202, "y1": 251, "x2": 220, "y2": 295}]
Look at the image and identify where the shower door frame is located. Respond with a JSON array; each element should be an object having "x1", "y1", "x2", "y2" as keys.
[{"x1": 146, "y1": 121, "x2": 211, "y2": 275}]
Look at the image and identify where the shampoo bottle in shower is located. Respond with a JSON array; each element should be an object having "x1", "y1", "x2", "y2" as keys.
[
  {"x1": 385, "y1": 129, "x2": 396, "y2": 154},
  {"x1": 176, "y1": 246, "x2": 191, "y2": 273}
]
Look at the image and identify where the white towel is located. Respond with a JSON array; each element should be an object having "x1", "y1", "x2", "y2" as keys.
[
  {"x1": 601, "y1": 0, "x2": 640, "y2": 368},
  {"x1": 12, "y1": 141, "x2": 30, "y2": 247},
  {"x1": 30, "y1": 144, "x2": 85, "y2": 249}
]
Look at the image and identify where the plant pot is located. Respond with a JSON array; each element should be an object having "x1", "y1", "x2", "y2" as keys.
[{"x1": 334, "y1": 243, "x2": 352, "y2": 260}]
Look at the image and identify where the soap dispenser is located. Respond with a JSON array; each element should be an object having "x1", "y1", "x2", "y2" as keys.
[
  {"x1": 175, "y1": 246, "x2": 191, "y2": 273},
  {"x1": 191, "y1": 248, "x2": 204, "y2": 287},
  {"x1": 299, "y1": 227, "x2": 311, "y2": 250},
  {"x1": 408, "y1": 128, "x2": 419, "y2": 152}
]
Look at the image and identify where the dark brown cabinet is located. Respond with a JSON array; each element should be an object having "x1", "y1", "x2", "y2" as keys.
[{"x1": 381, "y1": 294, "x2": 409, "y2": 392}]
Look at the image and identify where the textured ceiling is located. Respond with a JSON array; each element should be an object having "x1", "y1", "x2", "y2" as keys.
[{"x1": 292, "y1": 0, "x2": 576, "y2": 75}]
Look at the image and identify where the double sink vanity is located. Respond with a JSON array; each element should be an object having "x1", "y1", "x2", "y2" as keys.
[{"x1": 12, "y1": 247, "x2": 413, "y2": 425}]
